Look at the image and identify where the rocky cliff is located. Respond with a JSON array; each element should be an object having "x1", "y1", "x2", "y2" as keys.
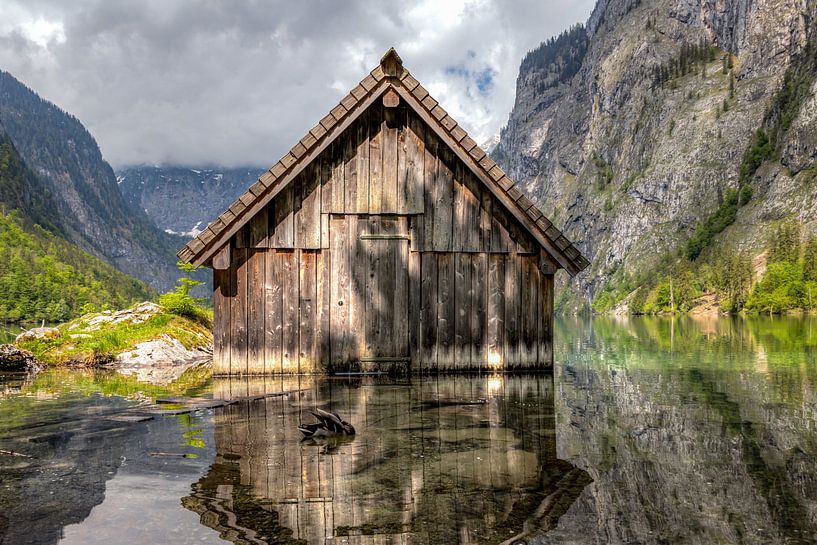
[
  {"x1": 116, "y1": 166, "x2": 264, "y2": 238},
  {"x1": 0, "y1": 71, "x2": 185, "y2": 292},
  {"x1": 495, "y1": 0, "x2": 817, "y2": 311}
]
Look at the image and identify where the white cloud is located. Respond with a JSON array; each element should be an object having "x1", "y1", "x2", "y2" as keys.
[{"x1": 0, "y1": 0, "x2": 595, "y2": 168}]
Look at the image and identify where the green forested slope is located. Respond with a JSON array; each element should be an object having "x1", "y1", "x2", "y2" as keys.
[{"x1": 0, "y1": 137, "x2": 154, "y2": 323}]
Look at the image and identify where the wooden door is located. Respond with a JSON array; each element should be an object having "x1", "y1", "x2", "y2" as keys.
[{"x1": 329, "y1": 215, "x2": 410, "y2": 371}]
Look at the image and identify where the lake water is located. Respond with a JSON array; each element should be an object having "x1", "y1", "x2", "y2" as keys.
[{"x1": 1, "y1": 315, "x2": 816, "y2": 544}]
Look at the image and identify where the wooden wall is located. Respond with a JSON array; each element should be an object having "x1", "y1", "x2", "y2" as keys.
[{"x1": 213, "y1": 102, "x2": 557, "y2": 375}]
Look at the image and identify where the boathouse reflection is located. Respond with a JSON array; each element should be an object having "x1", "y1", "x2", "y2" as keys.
[{"x1": 183, "y1": 375, "x2": 590, "y2": 544}]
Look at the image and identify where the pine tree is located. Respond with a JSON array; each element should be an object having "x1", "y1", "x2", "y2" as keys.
[{"x1": 804, "y1": 236, "x2": 817, "y2": 282}]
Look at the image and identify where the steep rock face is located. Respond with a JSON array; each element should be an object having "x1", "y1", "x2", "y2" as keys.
[
  {"x1": 116, "y1": 166, "x2": 264, "y2": 237},
  {"x1": 0, "y1": 71, "x2": 185, "y2": 292},
  {"x1": 495, "y1": 0, "x2": 817, "y2": 310}
]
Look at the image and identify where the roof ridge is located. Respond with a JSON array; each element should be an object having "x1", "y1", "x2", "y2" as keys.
[{"x1": 178, "y1": 49, "x2": 589, "y2": 275}]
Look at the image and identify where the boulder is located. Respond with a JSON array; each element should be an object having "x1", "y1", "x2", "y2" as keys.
[
  {"x1": 83, "y1": 302, "x2": 162, "y2": 331},
  {"x1": 103, "y1": 334, "x2": 212, "y2": 385},
  {"x1": 15, "y1": 327, "x2": 61, "y2": 343},
  {"x1": 0, "y1": 344, "x2": 43, "y2": 373}
]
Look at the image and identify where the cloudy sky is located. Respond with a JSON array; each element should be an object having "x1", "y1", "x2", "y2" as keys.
[{"x1": 0, "y1": 0, "x2": 595, "y2": 168}]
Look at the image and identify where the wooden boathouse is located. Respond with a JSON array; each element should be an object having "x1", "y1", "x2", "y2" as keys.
[{"x1": 178, "y1": 48, "x2": 589, "y2": 375}]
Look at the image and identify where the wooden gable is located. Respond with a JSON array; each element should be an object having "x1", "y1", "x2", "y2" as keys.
[
  {"x1": 228, "y1": 102, "x2": 542, "y2": 257},
  {"x1": 178, "y1": 48, "x2": 589, "y2": 276}
]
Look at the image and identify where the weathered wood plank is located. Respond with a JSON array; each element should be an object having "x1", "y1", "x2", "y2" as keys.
[
  {"x1": 404, "y1": 111, "x2": 425, "y2": 214},
  {"x1": 320, "y1": 213, "x2": 329, "y2": 249},
  {"x1": 492, "y1": 199, "x2": 514, "y2": 253},
  {"x1": 297, "y1": 163, "x2": 321, "y2": 249},
  {"x1": 393, "y1": 225, "x2": 409, "y2": 360},
  {"x1": 343, "y1": 130, "x2": 358, "y2": 214},
  {"x1": 454, "y1": 252, "x2": 471, "y2": 368},
  {"x1": 382, "y1": 107, "x2": 399, "y2": 212},
  {"x1": 452, "y1": 162, "x2": 465, "y2": 253},
  {"x1": 422, "y1": 128, "x2": 437, "y2": 250},
  {"x1": 281, "y1": 249, "x2": 299, "y2": 373},
  {"x1": 368, "y1": 108, "x2": 383, "y2": 214},
  {"x1": 213, "y1": 266, "x2": 231, "y2": 374},
  {"x1": 436, "y1": 253, "x2": 455, "y2": 369},
  {"x1": 330, "y1": 142, "x2": 345, "y2": 214},
  {"x1": 433, "y1": 150, "x2": 454, "y2": 251},
  {"x1": 419, "y1": 252, "x2": 437, "y2": 369},
  {"x1": 479, "y1": 183, "x2": 492, "y2": 253},
  {"x1": 409, "y1": 214, "x2": 423, "y2": 252},
  {"x1": 461, "y1": 169, "x2": 481, "y2": 252},
  {"x1": 330, "y1": 215, "x2": 350, "y2": 370},
  {"x1": 487, "y1": 253, "x2": 505, "y2": 368},
  {"x1": 470, "y1": 252, "x2": 487, "y2": 368},
  {"x1": 354, "y1": 114, "x2": 370, "y2": 213},
  {"x1": 363, "y1": 219, "x2": 379, "y2": 360},
  {"x1": 265, "y1": 250, "x2": 283, "y2": 374},
  {"x1": 320, "y1": 147, "x2": 333, "y2": 214},
  {"x1": 246, "y1": 249, "x2": 265, "y2": 373},
  {"x1": 316, "y1": 250, "x2": 330, "y2": 371},
  {"x1": 349, "y1": 216, "x2": 367, "y2": 364},
  {"x1": 520, "y1": 255, "x2": 537, "y2": 365},
  {"x1": 230, "y1": 248, "x2": 248, "y2": 374},
  {"x1": 408, "y1": 249, "x2": 421, "y2": 369},
  {"x1": 249, "y1": 206, "x2": 269, "y2": 248},
  {"x1": 299, "y1": 250, "x2": 317, "y2": 373},
  {"x1": 504, "y1": 252, "x2": 520, "y2": 366},
  {"x1": 270, "y1": 185, "x2": 294, "y2": 248},
  {"x1": 541, "y1": 273, "x2": 554, "y2": 367},
  {"x1": 212, "y1": 244, "x2": 230, "y2": 270}
]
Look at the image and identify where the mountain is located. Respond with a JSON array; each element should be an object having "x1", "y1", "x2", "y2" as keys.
[
  {"x1": 0, "y1": 136, "x2": 154, "y2": 322},
  {"x1": 495, "y1": 0, "x2": 817, "y2": 313},
  {"x1": 116, "y1": 166, "x2": 265, "y2": 238},
  {"x1": 0, "y1": 70, "x2": 185, "y2": 292}
]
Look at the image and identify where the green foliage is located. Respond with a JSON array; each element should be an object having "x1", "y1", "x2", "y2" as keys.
[
  {"x1": 745, "y1": 224, "x2": 817, "y2": 314},
  {"x1": 521, "y1": 24, "x2": 588, "y2": 94},
  {"x1": 0, "y1": 210, "x2": 154, "y2": 322},
  {"x1": 738, "y1": 185, "x2": 752, "y2": 205},
  {"x1": 686, "y1": 188, "x2": 743, "y2": 260},
  {"x1": 745, "y1": 262, "x2": 806, "y2": 313},
  {"x1": 158, "y1": 261, "x2": 210, "y2": 326},
  {"x1": 592, "y1": 153, "x2": 614, "y2": 190},
  {"x1": 653, "y1": 39, "x2": 719, "y2": 86},
  {"x1": 769, "y1": 221, "x2": 801, "y2": 264},
  {"x1": 738, "y1": 129, "x2": 773, "y2": 184}
]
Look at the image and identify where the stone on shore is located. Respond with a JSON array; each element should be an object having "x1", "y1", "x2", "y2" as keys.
[
  {"x1": 0, "y1": 344, "x2": 43, "y2": 373},
  {"x1": 104, "y1": 334, "x2": 212, "y2": 385},
  {"x1": 15, "y1": 327, "x2": 61, "y2": 343}
]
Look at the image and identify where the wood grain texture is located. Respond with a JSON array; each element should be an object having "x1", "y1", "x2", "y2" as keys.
[
  {"x1": 246, "y1": 249, "x2": 265, "y2": 373},
  {"x1": 299, "y1": 250, "x2": 317, "y2": 373},
  {"x1": 382, "y1": 107, "x2": 399, "y2": 212},
  {"x1": 433, "y1": 151, "x2": 454, "y2": 251},
  {"x1": 454, "y1": 252, "x2": 471, "y2": 367},
  {"x1": 419, "y1": 251, "x2": 437, "y2": 368},
  {"x1": 404, "y1": 111, "x2": 425, "y2": 214},
  {"x1": 270, "y1": 185, "x2": 294, "y2": 248},
  {"x1": 330, "y1": 215, "x2": 351, "y2": 369},
  {"x1": 470, "y1": 252, "x2": 487, "y2": 368},
  {"x1": 230, "y1": 248, "x2": 248, "y2": 374},
  {"x1": 297, "y1": 164, "x2": 321, "y2": 249},
  {"x1": 249, "y1": 207, "x2": 269, "y2": 248},
  {"x1": 408, "y1": 249, "x2": 421, "y2": 369},
  {"x1": 487, "y1": 253, "x2": 505, "y2": 367},
  {"x1": 368, "y1": 109, "x2": 383, "y2": 214},
  {"x1": 213, "y1": 266, "x2": 231, "y2": 374},
  {"x1": 265, "y1": 250, "x2": 283, "y2": 374},
  {"x1": 504, "y1": 252, "x2": 520, "y2": 366},
  {"x1": 316, "y1": 250, "x2": 330, "y2": 371},
  {"x1": 281, "y1": 249, "x2": 299, "y2": 373},
  {"x1": 436, "y1": 253, "x2": 454, "y2": 369}
]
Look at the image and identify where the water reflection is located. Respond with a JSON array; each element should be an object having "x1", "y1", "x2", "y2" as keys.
[
  {"x1": 547, "y1": 315, "x2": 817, "y2": 545},
  {"x1": 184, "y1": 376, "x2": 590, "y2": 544}
]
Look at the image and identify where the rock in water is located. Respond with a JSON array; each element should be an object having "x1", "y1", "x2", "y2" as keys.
[
  {"x1": 15, "y1": 327, "x2": 60, "y2": 343},
  {"x1": 0, "y1": 344, "x2": 43, "y2": 373},
  {"x1": 103, "y1": 335, "x2": 212, "y2": 385}
]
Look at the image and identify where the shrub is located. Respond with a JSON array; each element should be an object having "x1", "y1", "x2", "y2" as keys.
[{"x1": 159, "y1": 262, "x2": 210, "y2": 325}]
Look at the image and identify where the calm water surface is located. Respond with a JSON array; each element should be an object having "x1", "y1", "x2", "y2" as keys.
[{"x1": 1, "y1": 316, "x2": 816, "y2": 544}]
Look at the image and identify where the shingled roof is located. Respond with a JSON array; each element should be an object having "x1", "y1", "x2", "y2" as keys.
[{"x1": 178, "y1": 48, "x2": 589, "y2": 276}]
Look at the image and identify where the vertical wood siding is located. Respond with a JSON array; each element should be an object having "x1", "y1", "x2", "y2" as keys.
[{"x1": 215, "y1": 102, "x2": 558, "y2": 374}]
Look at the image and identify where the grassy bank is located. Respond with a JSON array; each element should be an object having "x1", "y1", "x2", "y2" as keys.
[{"x1": 17, "y1": 303, "x2": 212, "y2": 367}]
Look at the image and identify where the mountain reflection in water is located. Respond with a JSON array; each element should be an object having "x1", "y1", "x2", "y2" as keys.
[{"x1": 183, "y1": 375, "x2": 589, "y2": 544}]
